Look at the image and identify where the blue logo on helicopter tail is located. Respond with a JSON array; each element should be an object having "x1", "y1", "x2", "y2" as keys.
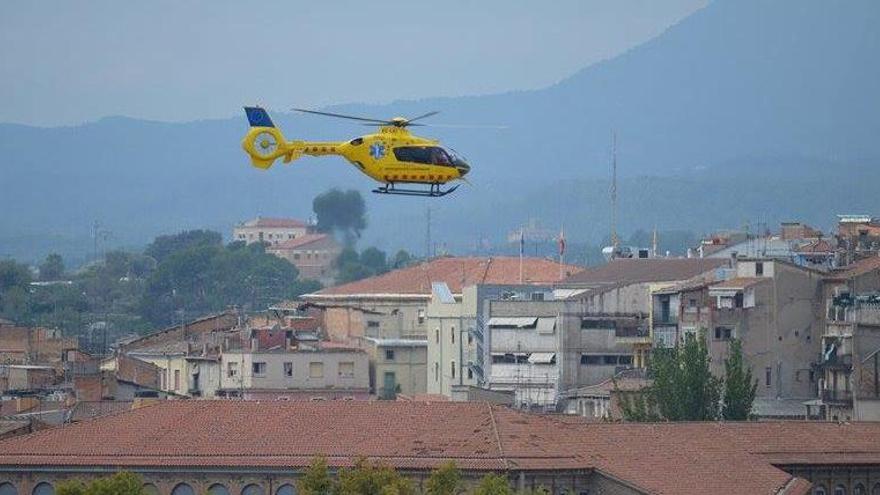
[{"x1": 369, "y1": 142, "x2": 386, "y2": 160}]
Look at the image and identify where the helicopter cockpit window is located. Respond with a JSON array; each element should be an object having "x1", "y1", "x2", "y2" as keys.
[{"x1": 393, "y1": 146, "x2": 454, "y2": 166}]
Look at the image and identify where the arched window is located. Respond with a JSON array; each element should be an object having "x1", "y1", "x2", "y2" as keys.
[
  {"x1": 815, "y1": 486, "x2": 827, "y2": 495},
  {"x1": 835, "y1": 486, "x2": 848, "y2": 495},
  {"x1": 31, "y1": 483, "x2": 53, "y2": 495},
  {"x1": 872, "y1": 483, "x2": 880, "y2": 495},
  {"x1": 142, "y1": 484, "x2": 160, "y2": 495},
  {"x1": 208, "y1": 484, "x2": 231, "y2": 495},
  {"x1": 276, "y1": 484, "x2": 296, "y2": 495},
  {"x1": 0, "y1": 483, "x2": 17, "y2": 495},
  {"x1": 854, "y1": 484, "x2": 865, "y2": 495},
  {"x1": 171, "y1": 483, "x2": 195, "y2": 495},
  {"x1": 242, "y1": 485, "x2": 265, "y2": 495}
]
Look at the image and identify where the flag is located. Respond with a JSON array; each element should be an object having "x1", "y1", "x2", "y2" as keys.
[{"x1": 558, "y1": 227, "x2": 566, "y2": 256}]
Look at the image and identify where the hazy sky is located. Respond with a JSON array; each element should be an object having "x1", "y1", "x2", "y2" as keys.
[{"x1": 0, "y1": 0, "x2": 706, "y2": 126}]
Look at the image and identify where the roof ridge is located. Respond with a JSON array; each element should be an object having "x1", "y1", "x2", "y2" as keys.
[{"x1": 486, "y1": 404, "x2": 509, "y2": 471}]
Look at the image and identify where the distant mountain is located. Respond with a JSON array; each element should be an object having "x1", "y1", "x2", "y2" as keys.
[{"x1": 1, "y1": 0, "x2": 878, "y2": 262}]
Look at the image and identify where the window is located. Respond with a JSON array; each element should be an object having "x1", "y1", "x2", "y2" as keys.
[
  {"x1": 581, "y1": 319, "x2": 617, "y2": 330},
  {"x1": 873, "y1": 484, "x2": 880, "y2": 495},
  {"x1": 602, "y1": 355, "x2": 618, "y2": 365},
  {"x1": 367, "y1": 321, "x2": 380, "y2": 328},
  {"x1": 467, "y1": 332, "x2": 473, "y2": 345},
  {"x1": 531, "y1": 292, "x2": 545, "y2": 301},
  {"x1": 293, "y1": 253, "x2": 300, "y2": 260},
  {"x1": 283, "y1": 362, "x2": 293, "y2": 378},
  {"x1": 227, "y1": 361, "x2": 239, "y2": 377},
  {"x1": 242, "y1": 485, "x2": 265, "y2": 495},
  {"x1": 689, "y1": 298, "x2": 698, "y2": 308},
  {"x1": 418, "y1": 309, "x2": 426, "y2": 324},
  {"x1": 581, "y1": 355, "x2": 601, "y2": 365},
  {"x1": 619, "y1": 355, "x2": 633, "y2": 366},
  {"x1": 714, "y1": 326, "x2": 733, "y2": 340},
  {"x1": 208, "y1": 485, "x2": 230, "y2": 495},
  {"x1": 252, "y1": 362, "x2": 267, "y2": 377},
  {"x1": 809, "y1": 370, "x2": 816, "y2": 382},
  {"x1": 765, "y1": 367, "x2": 772, "y2": 387},
  {"x1": 434, "y1": 362, "x2": 439, "y2": 382},
  {"x1": 385, "y1": 349, "x2": 396, "y2": 361},
  {"x1": 853, "y1": 484, "x2": 865, "y2": 495},
  {"x1": 451, "y1": 326, "x2": 455, "y2": 344},
  {"x1": 834, "y1": 486, "x2": 846, "y2": 495},
  {"x1": 814, "y1": 487, "x2": 826, "y2": 495},
  {"x1": 451, "y1": 360, "x2": 456, "y2": 379},
  {"x1": 435, "y1": 328, "x2": 440, "y2": 344},
  {"x1": 174, "y1": 369, "x2": 180, "y2": 390},
  {"x1": 338, "y1": 361, "x2": 355, "y2": 378},
  {"x1": 309, "y1": 362, "x2": 324, "y2": 379},
  {"x1": 467, "y1": 367, "x2": 473, "y2": 380},
  {"x1": 171, "y1": 484, "x2": 195, "y2": 495},
  {"x1": 393, "y1": 146, "x2": 454, "y2": 166},
  {"x1": 755, "y1": 262, "x2": 764, "y2": 276},
  {"x1": 276, "y1": 484, "x2": 296, "y2": 495}
]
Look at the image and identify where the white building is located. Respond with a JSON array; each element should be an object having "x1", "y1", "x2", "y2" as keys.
[{"x1": 233, "y1": 217, "x2": 310, "y2": 246}]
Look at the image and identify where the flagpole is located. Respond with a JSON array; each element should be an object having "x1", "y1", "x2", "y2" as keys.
[{"x1": 519, "y1": 228, "x2": 524, "y2": 284}]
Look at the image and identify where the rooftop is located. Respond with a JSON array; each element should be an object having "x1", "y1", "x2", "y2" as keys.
[
  {"x1": 238, "y1": 217, "x2": 307, "y2": 229},
  {"x1": 709, "y1": 277, "x2": 768, "y2": 290},
  {"x1": 269, "y1": 233, "x2": 333, "y2": 250},
  {"x1": 309, "y1": 256, "x2": 582, "y2": 298},
  {"x1": 828, "y1": 256, "x2": 880, "y2": 280},
  {"x1": 562, "y1": 258, "x2": 728, "y2": 286},
  {"x1": 2, "y1": 400, "x2": 879, "y2": 494}
]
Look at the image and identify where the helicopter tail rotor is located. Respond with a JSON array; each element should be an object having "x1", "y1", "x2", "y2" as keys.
[{"x1": 242, "y1": 106, "x2": 300, "y2": 169}]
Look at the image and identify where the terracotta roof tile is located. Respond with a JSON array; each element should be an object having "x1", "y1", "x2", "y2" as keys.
[
  {"x1": 310, "y1": 257, "x2": 583, "y2": 297},
  {"x1": 3, "y1": 401, "x2": 880, "y2": 494},
  {"x1": 563, "y1": 258, "x2": 728, "y2": 286},
  {"x1": 829, "y1": 256, "x2": 880, "y2": 280},
  {"x1": 270, "y1": 233, "x2": 333, "y2": 250},
  {"x1": 242, "y1": 217, "x2": 307, "y2": 229}
]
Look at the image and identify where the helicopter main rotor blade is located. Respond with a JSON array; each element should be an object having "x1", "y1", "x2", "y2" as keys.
[
  {"x1": 291, "y1": 108, "x2": 389, "y2": 124},
  {"x1": 406, "y1": 111, "x2": 440, "y2": 123},
  {"x1": 423, "y1": 123, "x2": 508, "y2": 129}
]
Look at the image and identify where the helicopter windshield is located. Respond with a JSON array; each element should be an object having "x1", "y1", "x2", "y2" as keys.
[
  {"x1": 394, "y1": 146, "x2": 454, "y2": 166},
  {"x1": 446, "y1": 148, "x2": 468, "y2": 167}
]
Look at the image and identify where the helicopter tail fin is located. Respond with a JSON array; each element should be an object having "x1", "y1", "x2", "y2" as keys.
[{"x1": 242, "y1": 106, "x2": 297, "y2": 169}]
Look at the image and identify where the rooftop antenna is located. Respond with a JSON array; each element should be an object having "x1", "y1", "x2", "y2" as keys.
[
  {"x1": 611, "y1": 131, "x2": 619, "y2": 251},
  {"x1": 425, "y1": 205, "x2": 432, "y2": 260}
]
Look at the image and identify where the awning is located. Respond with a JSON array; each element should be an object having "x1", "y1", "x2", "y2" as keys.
[
  {"x1": 536, "y1": 317, "x2": 556, "y2": 334},
  {"x1": 528, "y1": 352, "x2": 556, "y2": 364},
  {"x1": 488, "y1": 317, "x2": 537, "y2": 327}
]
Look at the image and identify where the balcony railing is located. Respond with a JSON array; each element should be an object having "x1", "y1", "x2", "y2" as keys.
[
  {"x1": 821, "y1": 389, "x2": 853, "y2": 404},
  {"x1": 820, "y1": 353, "x2": 853, "y2": 369}
]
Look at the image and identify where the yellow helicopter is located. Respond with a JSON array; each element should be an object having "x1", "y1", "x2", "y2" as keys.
[{"x1": 242, "y1": 106, "x2": 471, "y2": 197}]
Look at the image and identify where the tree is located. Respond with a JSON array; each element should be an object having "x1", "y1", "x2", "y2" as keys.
[
  {"x1": 622, "y1": 332, "x2": 721, "y2": 422},
  {"x1": 57, "y1": 471, "x2": 144, "y2": 495},
  {"x1": 335, "y1": 458, "x2": 414, "y2": 495},
  {"x1": 473, "y1": 474, "x2": 513, "y2": 495},
  {"x1": 313, "y1": 189, "x2": 367, "y2": 245},
  {"x1": 144, "y1": 229, "x2": 222, "y2": 263},
  {"x1": 0, "y1": 260, "x2": 31, "y2": 293},
  {"x1": 390, "y1": 250, "x2": 414, "y2": 269},
  {"x1": 722, "y1": 339, "x2": 758, "y2": 420},
  {"x1": 39, "y1": 253, "x2": 65, "y2": 280},
  {"x1": 360, "y1": 247, "x2": 388, "y2": 275},
  {"x1": 298, "y1": 457, "x2": 334, "y2": 495},
  {"x1": 425, "y1": 461, "x2": 462, "y2": 495}
]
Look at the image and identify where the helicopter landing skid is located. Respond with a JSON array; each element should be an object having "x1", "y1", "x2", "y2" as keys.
[{"x1": 372, "y1": 183, "x2": 459, "y2": 198}]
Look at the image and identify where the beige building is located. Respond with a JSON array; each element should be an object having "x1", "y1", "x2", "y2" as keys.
[
  {"x1": 218, "y1": 348, "x2": 369, "y2": 400},
  {"x1": 266, "y1": 233, "x2": 341, "y2": 285},
  {"x1": 232, "y1": 217, "x2": 310, "y2": 246},
  {"x1": 362, "y1": 337, "x2": 427, "y2": 399}
]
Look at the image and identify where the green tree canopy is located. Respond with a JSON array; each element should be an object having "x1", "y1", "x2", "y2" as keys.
[
  {"x1": 424, "y1": 461, "x2": 462, "y2": 495},
  {"x1": 313, "y1": 189, "x2": 367, "y2": 244},
  {"x1": 390, "y1": 250, "x2": 414, "y2": 270},
  {"x1": 298, "y1": 457, "x2": 334, "y2": 495},
  {"x1": 722, "y1": 339, "x2": 758, "y2": 420},
  {"x1": 57, "y1": 471, "x2": 144, "y2": 495},
  {"x1": 360, "y1": 247, "x2": 388, "y2": 274},
  {"x1": 0, "y1": 260, "x2": 31, "y2": 293},
  {"x1": 144, "y1": 229, "x2": 222, "y2": 263},
  {"x1": 335, "y1": 459, "x2": 414, "y2": 495},
  {"x1": 621, "y1": 332, "x2": 721, "y2": 422},
  {"x1": 473, "y1": 474, "x2": 514, "y2": 495},
  {"x1": 39, "y1": 253, "x2": 65, "y2": 280}
]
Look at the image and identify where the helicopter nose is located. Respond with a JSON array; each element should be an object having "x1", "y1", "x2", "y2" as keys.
[{"x1": 456, "y1": 163, "x2": 470, "y2": 176}]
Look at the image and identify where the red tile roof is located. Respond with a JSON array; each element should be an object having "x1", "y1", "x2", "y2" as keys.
[
  {"x1": 270, "y1": 233, "x2": 332, "y2": 250},
  {"x1": 242, "y1": 217, "x2": 307, "y2": 229},
  {"x1": 828, "y1": 256, "x2": 880, "y2": 280},
  {"x1": 709, "y1": 277, "x2": 768, "y2": 290},
  {"x1": 3, "y1": 401, "x2": 880, "y2": 494},
  {"x1": 562, "y1": 258, "x2": 728, "y2": 286},
  {"x1": 311, "y1": 257, "x2": 583, "y2": 297}
]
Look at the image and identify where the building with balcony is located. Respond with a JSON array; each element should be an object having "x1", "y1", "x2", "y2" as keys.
[{"x1": 362, "y1": 337, "x2": 427, "y2": 399}]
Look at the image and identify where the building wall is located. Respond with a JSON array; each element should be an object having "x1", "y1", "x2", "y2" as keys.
[
  {"x1": 219, "y1": 350, "x2": 368, "y2": 392},
  {"x1": 711, "y1": 261, "x2": 822, "y2": 400},
  {"x1": 322, "y1": 299, "x2": 428, "y2": 343},
  {"x1": 366, "y1": 342, "x2": 427, "y2": 397},
  {"x1": 233, "y1": 224, "x2": 309, "y2": 245},
  {"x1": 559, "y1": 310, "x2": 635, "y2": 391}
]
